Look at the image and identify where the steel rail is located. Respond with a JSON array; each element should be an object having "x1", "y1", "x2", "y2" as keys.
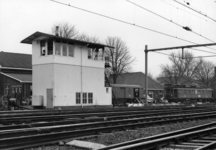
[
  {"x1": 0, "y1": 107, "x2": 213, "y2": 131},
  {"x1": 1, "y1": 115, "x2": 216, "y2": 150},
  {"x1": 0, "y1": 105, "x2": 193, "y2": 115},
  {"x1": 1, "y1": 105, "x2": 199, "y2": 117},
  {"x1": 1, "y1": 109, "x2": 216, "y2": 149},
  {"x1": 0, "y1": 107, "x2": 215, "y2": 126},
  {"x1": 98, "y1": 121, "x2": 216, "y2": 150},
  {"x1": 1, "y1": 109, "x2": 216, "y2": 139},
  {"x1": 101, "y1": 126, "x2": 216, "y2": 150},
  {"x1": 1, "y1": 107, "x2": 213, "y2": 125}
]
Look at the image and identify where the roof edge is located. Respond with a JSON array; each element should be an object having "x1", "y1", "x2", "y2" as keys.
[{"x1": 21, "y1": 31, "x2": 114, "y2": 49}]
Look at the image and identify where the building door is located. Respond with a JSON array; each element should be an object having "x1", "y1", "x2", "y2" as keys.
[
  {"x1": 134, "y1": 88, "x2": 139, "y2": 98},
  {"x1": 47, "y1": 89, "x2": 53, "y2": 108}
]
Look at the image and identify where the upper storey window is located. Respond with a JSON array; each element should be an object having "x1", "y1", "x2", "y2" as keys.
[
  {"x1": 40, "y1": 40, "x2": 46, "y2": 56},
  {"x1": 68, "y1": 45, "x2": 74, "y2": 57},
  {"x1": 40, "y1": 40, "x2": 74, "y2": 57},
  {"x1": 47, "y1": 40, "x2": 53, "y2": 55},
  {"x1": 88, "y1": 48, "x2": 104, "y2": 61},
  {"x1": 55, "y1": 42, "x2": 61, "y2": 55}
]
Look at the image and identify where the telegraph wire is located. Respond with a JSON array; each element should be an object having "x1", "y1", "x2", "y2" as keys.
[
  {"x1": 50, "y1": 0, "x2": 216, "y2": 53},
  {"x1": 126, "y1": 0, "x2": 215, "y2": 43},
  {"x1": 173, "y1": 0, "x2": 216, "y2": 23}
]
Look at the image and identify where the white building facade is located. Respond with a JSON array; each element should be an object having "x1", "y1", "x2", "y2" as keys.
[{"x1": 21, "y1": 32, "x2": 112, "y2": 108}]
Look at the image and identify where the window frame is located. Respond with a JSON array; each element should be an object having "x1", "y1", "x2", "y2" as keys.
[
  {"x1": 76, "y1": 93, "x2": 81, "y2": 104},
  {"x1": 83, "y1": 93, "x2": 87, "y2": 104},
  {"x1": 88, "y1": 93, "x2": 93, "y2": 104}
]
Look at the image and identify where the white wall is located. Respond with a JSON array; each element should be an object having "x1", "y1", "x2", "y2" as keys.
[
  {"x1": 53, "y1": 64, "x2": 112, "y2": 106},
  {"x1": 32, "y1": 64, "x2": 54, "y2": 106},
  {"x1": 32, "y1": 40, "x2": 112, "y2": 107}
]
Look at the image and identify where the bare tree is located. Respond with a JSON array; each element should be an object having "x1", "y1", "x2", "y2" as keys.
[
  {"x1": 51, "y1": 22, "x2": 79, "y2": 38},
  {"x1": 105, "y1": 37, "x2": 135, "y2": 84},
  {"x1": 194, "y1": 60, "x2": 215, "y2": 87},
  {"x1": 159, "y1": 51, "x2": 203, "y2": 85},
  {"x1": 76, "y1": 33, "x2": 101, "y2": 43}
]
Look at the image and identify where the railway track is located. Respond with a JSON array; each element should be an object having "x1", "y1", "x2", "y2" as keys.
[
  {"x1": 1, "y1": 109, "x2": 216, "y2": 149},
  {"x1": 0, "y1": 107, "x2": 215, "y2": 125},
  {"x1": 0, "y1": 107, "x2": 216, "y2": 125},
  {"x1": 0, "y1": 105, "x2": 212, "y2": 116},
  {"x1": 98, "y1": 122, "x2": 216, "y2": 150}
]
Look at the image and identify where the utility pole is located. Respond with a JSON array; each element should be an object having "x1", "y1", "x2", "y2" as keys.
[{"x1": 145, "y1": 45, "x2": 148, "y2": 106}]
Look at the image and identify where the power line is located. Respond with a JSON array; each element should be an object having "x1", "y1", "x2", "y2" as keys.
[
  {"x1": 126, "y1": 0, "x2": 215, "y2": 43},
  {"x1": 160, "y1": 0, "x2": 216, "y2": 26},
  {"x1": 189, "y1": 48, "x2": 216, "y2": 55},
  {"x1": 191, "y1": 55, "x2": 216, "y2": 58},
  {"x1": 154, "y1": 51, "x2": 216, "y2": 59},
  {"x1": 50, "y1": 0, "x2": 216, "y2": 53},
  {"x1": 173, "y1": 0, "x2": 216, "y2": 23}
]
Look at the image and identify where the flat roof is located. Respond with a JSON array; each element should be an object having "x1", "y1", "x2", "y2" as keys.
[{"x1": 21, "y1": 31, "x2": 114, "y2": 49}]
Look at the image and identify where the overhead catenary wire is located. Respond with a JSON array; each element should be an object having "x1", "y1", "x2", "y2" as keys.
[
  {"x1": 126, "y1": 0, "x2": 215, "y2": 43},
  {"x1": 173, "y1": 0, "x2": 216, "y2": 23},
  {"x1": 50, "y1": 0, "x2": 216, "y2": 53},
  {"x1": 154, "y1": 51, "x2": 216, "y2": 59},
  {"x1": 160, "y1": 0, "x2": 216, "y2": 26}
]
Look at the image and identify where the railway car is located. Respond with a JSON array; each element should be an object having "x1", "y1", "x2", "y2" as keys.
[
  {"x1": 111, "y1": 84, "x2": 160, "y2": 106},
  {"x1": 164, "y1": 84, "x2": 215, "y2": 103}
]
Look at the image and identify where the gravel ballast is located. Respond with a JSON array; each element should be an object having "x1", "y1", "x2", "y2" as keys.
[{"x1": 26, "y1": 118, "x2": 216, "y2": 150}]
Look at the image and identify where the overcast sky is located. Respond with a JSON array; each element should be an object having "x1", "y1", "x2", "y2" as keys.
[{"x1": 0, "y1": 0, "x2": 216, "y2": 77}]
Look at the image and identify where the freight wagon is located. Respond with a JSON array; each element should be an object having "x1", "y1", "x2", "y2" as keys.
[
  {"x1": 164, "y1": 84, "x2": 215, "y2": 103},
  {"x1": 111, "y1": 84, "x2": 163, "y2": 106}
]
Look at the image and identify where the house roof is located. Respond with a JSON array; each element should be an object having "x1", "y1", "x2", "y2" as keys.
[
  {"x1": 114, "y1": 72, "x2": 164, "y2": 90},
  {"x1": 111, "y1": 84, "x2": 142, "y2": 88},
  {"x1": 21, "y1": 31, "x2": 114, "y2": 49},
  {"x1": 0, "y1": 52, "x2": 32, "y2": 69},
  {"x1": 1, "y1": 72, "x2": 32, "y2": 83}
]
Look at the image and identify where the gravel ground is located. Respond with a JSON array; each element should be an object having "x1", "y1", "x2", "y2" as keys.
[{"x1": 26, "y1": 118, "x2": 216, "y2": 150}]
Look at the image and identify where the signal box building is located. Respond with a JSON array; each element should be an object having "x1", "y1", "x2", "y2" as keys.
[{"x1": 21, "y1": 32, "x2": 112, "y2": 108}]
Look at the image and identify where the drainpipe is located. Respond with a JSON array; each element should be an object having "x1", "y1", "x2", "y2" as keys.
[{"x1": 80, "y1": 44, "x2": 89, "y2": 108}]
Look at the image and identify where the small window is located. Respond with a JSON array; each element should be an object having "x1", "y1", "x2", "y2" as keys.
[
  {"x1": 40, "y1": 40, "x2": 46, "y2": 56},
  {"x1": 19, "y1": 87, "x2": 22, "y2": 93},
  {"x1": 47, "y1": 40, "x2": 53, "y2": 55},
  {"x1": 55, "y1": 42, "x2": 61, "y2": 55},
  {"x1": 68, "y1": 44, "x2": 74, "y2": 57},
  {"x1": 76, "y1": 93, "x2": 81, "y2": 104},
  {"x1": 88, "y1": 93, "x2": 93, "y2": 104},
  {"x1": 12, "y1": 88, "x2": 14, "y2": 94},
  {"x1": 88, "y1": 48, "x2": 93, "y2": 59},
  {"x1": 94, "y1": 48, "x2": 98, "y2": 60},
  {"x1": 62, "y1": 44, "x2": 67, "y2": 56},
  {"x1": 98, "y1": 48, "x2": 104, "y2": 61},
  {"x1": 83, "y1": 93, "x2": 87, "y2": 104},
  {"x1": 106, "y1": 88, "x2": 109, "y2": 93}
]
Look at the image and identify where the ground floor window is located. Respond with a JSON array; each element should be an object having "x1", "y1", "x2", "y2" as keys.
[
  {"x1": 76, "y1": 93, "x2": 81, "y2": 104},
  {"x1": 83, "y1": 93, "x2": 87, "y2": 104},
  {"x1": 88, "y1": 93, "x2": 93, "y2": 104},
  {"x1": 76, "y1": 92, "x2": 93, "y2": 104}
]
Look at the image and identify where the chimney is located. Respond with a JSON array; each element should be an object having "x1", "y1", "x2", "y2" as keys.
[{"x1": 55, "y1": 26, "x2": 59, "y2": 36}]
